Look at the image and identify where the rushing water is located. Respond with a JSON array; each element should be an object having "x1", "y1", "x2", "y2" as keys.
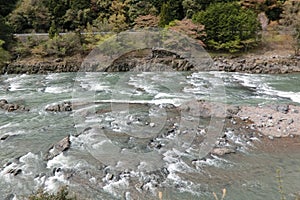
[{"x1": 0, "y1": 71, "x2": 300, "y2": 200}]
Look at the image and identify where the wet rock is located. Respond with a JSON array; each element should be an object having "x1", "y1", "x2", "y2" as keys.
[
  {"x1": 105, "y1": 173, "x2": 114, "y2": 181},
  {"x1": 46, "y1": 101, "x2": 72, "y2": 112},
  {"x1": 0, "y1": 99, "x2": 29, "y2": 112},
  {"x1": 73, "y1": 127, "x2": 92, "y2": 137},
  {"x1": 4, "y1": 194, "x2": 15, "y2": 200},
  {"x1": 288, "y1": 119, "x2": 294, "y2": 125},
  {"x1": 0, "y1": 135, "x2": 9, "y2": 141},
  {"x1": 149, "y1": 122, "x2": 155, "y2": 127},
  {"x1": 226, "y1": 105, "x2": 240, "y2": 118},
  {"x1": 268, "y1": 135, "x2": 274, "y2": 140},
  {"x1": 211, "y1": 148, "x2": 235, "y2": 156},
  {"x1": 6, "y1": 168, "x2": 22, "y2": 176},
  {"x1": 45, "y1": 136, "x2": 71, "y2": 160},
  {"x1": 276, "y1": 104, "x2": 289, "y2": 114}
]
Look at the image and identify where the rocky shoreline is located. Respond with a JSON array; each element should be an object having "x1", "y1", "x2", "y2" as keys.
[
  {"x1": 2, "y1": 51, "x2": 300, "y2": 74},
  {"x1": 213, "y1": 55, "x2": 300, "y2": 74}
]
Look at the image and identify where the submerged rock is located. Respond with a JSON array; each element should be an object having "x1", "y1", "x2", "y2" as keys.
[
  {"x1": 45, "y1": 101, "x2": 72, "y2": 112},
  {"x1": 211, "y1": 148, "x2": 236, "y2": 156},
  {"x1": 0, "y1": 99, "x2": 30, "y2": 112},
  {"x1": 6, "y1": 168, "x2": 22, "y2": 176}
]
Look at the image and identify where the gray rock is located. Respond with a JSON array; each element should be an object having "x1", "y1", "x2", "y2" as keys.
[
  {"x1": 6, "y1": 168, "x2": 22, "y2": 176},
  {"x1": 46, "y1": 101, "x2": 72, "y2": 112},
  {"x1": 0, "y1": 99, "x2": 29, "y2": 112},
  {"x1": 211, "y1": 148, "x2": 235, "y2": 156},
  {"x1": 276, "y1": 104, "x2": 289, "y2": 114},
  {"x1": 45, "y1": 136, "x2": 71, "y2": 160},
  {"x1": 0, "y1": 135, "x2": 9, "y2": 141}
]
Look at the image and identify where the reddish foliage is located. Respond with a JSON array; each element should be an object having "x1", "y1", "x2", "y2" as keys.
[
  {"x1": 134, "y1": 14, "x2": 159, "y2": 29},
  {"x1": 169, "y1": 18, "x2": 206, "y2": 46}
]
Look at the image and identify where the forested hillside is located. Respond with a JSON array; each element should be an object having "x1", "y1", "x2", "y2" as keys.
[{"x1": 0, "y1": 0, "x2": 299, "y2": 68}]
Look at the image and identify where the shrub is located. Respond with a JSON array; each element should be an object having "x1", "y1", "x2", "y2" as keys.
[
  {"x1": 0, "y1": 40, "x2": 10, "y2": 67},
  {"x1": 28, "y1": 186, "x2": 76, "y2": 200},
  {"x1": 33, "y1": 33, "x2": 82, "y2": 57},
  {"x1": 193, "y1": 2, "x2": 261, "y2": 52}
]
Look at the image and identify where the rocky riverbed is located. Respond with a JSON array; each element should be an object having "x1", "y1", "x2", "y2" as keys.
[{"x1": 1, "y1": 98, "x2": 299, "y2": 199}]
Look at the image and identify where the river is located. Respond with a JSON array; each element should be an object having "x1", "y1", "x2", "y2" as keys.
[{"x1": 0, "y1": 71, "x2": 300, "y2": 199}]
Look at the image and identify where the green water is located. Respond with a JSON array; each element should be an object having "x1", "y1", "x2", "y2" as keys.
[{"x1": 0, "y1": 72, "x2": 300, "y2": 199}]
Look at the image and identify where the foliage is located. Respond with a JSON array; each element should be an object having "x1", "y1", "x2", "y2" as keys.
[
  {"x1": 0, "y1": 16, "x2": 14, "y2": 49},
  {"x1": 28, "y1": 186, "x2": 76, "y2": 200},
  {"x1": 0, "y1": 0, "x2": 19, "y2": 17},
  {"x1": 134, "y1": 14, "x2": 159, "y2": 29},
  {"x1": 127, "y1": 0, "x2": 157, "y2": 24},
  {"x1": 0, "y1": 40, "x2": 10, "y2": 67},
  {"x1": 8, "y1": 0, "x2": 51, "y2": 33},
  {"x1": 280, "y1": 0, "x2": 300, "y2": 55},
  {"x1": 193, "y1": 2, "x2": 260, "y2": 52},
  {"x1": 168, "y1": 19, "x2": 206, "y2": 46},
  {"x1": 159, "y1": 0, "x2": 184, "y2": 27},
  {"x1": 241, "y1": 0, "x2": 284, "y2": 21},
  {"x1": 49, "y1": 21, "x2": 58, "y2": 39},
  {"x1": 82, "y1": 24, "x2": 113, "y2": 51},
  {"x1": 32, "y1": 33, "x2": 82, "y2": 57}
]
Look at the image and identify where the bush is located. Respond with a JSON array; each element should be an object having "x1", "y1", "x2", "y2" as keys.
[
  {"x1": 28, "y1": 186, "x2": 76, "y2": 200},
  {"x1": 0, "y1": 40, "x2": 10, "y2": 67},
  {"x1": 32, "y1": 33, "x2": 82, "y2": 57},
  {"x1": 193, "y1": 2, "x2": 260, "y2": 52}
]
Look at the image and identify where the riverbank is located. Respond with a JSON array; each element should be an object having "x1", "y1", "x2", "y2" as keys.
[{"x1": 2, "y1": 49, "x2": 300, "y2": 74}]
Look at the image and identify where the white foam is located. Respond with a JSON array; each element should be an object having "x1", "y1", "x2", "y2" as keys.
[
  {"x1": 44, "y1": 172, "x2": 69, "y2": 193},
  {"x1": 45, "y1": 86, "x2": 72, "y2": 94},
  {"x1": 103, "y1": 177, "x2": 129, "y2": 198}
]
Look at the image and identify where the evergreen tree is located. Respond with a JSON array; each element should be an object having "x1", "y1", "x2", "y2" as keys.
[
  {"x1": 159, "y1": 0, "x2": 184, "y2": 27},
  {"x1": 193, "y1": 2, "x2": 260, "y2": 52},
  {"x1": 49, "y1": 21, "x2": 58, "y2": 39}
]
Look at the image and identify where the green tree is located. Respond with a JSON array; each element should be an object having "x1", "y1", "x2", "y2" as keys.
[
  {"x1": 159, "y1": 2, "x2": 173, "y2": 27},
  {"x1": 159, "y1": 0, "x2": 184, "y2": 27},
  {"x1": 108, "y1": 0, "x2": 129, "y2": 32},
  {"x1": 127, "y1": 0, "x2": 157, "y2": 24},
  {"x1": 193, "y1": 2, "x2": 260, "y2": 52},
  {"x1": 0, "y1": 40, "x2": 10, "y2": 68},
  {"x1": 49, "y1": 20, "x2": 58, "y2": 39},
  {"x1": 8, "y1": 0, "x2": 51, "y2": 33},
  {"x1": 0, "y1": 0, "x2": 18, "y2": 17},
  {"x1": 0, "y1": 16, "x2": 13, "y2": 49}
]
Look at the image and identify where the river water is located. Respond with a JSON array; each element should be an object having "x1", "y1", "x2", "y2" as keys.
[{"x1": 0, "y1": 71, "x2": 300, "y2": 199}]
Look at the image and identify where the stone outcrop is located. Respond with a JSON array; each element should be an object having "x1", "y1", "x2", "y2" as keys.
[
  {"x1": 3, "y1": 60, "x2": 80, "y2": 74},
  {"x1": 0, "y1": 99, "x2": 30, "y2": 112},
  {"x1": 45, "y1": 101, "x2": 72, "y2": 112},
  {"x1": 45, "y1": 136, "x2": 71, "y2": 161},
  {"x1": 213, "y1": 56, "x2": 300, "y2": 74}
]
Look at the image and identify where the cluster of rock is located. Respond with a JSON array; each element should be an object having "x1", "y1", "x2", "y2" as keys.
[
  {"x1": 213, "y1": 56, "x2": 300, "y2": 74},
  {"x1": 103, "y1": 49, "x2": 195, "y2": 72},
  {"x1": 45, "y1": 101, "x2": 72, "y2": 112},
  {"x1": 0, "y1": 99, "x2": 29, "y2": 112},
  {"x1": 237, "y1": 104, "x2": 300, "y2": 138},
  {"x1": 2, "y1": 60, "x2": 80, "y2": 74}
]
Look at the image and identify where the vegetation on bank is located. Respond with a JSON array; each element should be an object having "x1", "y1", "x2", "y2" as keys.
[{"x1": 0, "y1": 0, "x2": 300, "y2": 69}]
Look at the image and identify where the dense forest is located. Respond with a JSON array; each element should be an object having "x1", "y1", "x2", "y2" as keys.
[{"x1": 0, "y1": 0, "x2": 299, "y2": 67}]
